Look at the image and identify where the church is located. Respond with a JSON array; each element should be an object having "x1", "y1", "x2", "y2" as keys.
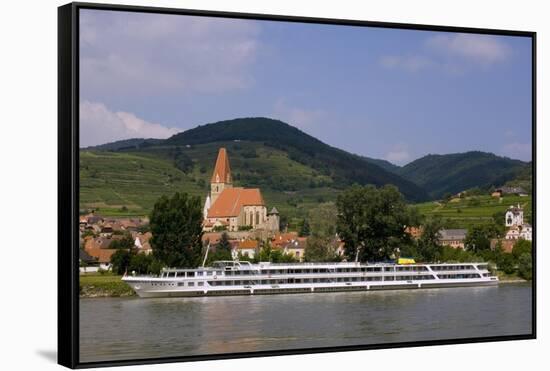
[{"x1": 202, "y1": 147, "x2": 280, "y2": 233}]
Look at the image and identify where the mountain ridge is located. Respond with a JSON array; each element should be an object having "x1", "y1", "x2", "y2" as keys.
[{"x1": 84, "y1": 117, "x2": 530, "y2": 202}]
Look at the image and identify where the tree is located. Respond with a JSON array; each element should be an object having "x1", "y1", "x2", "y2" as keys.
[
  {"x1": 517, "y1": 253, "x2": 532, "y2": 280},
  {"x1": 416, "y1": 216, "x2": 444, "y2": 262},
  {"x1": 512, "y1": 239, "x2": 532, "y2": 261},
  {"x1": 129, "y1": 253, "x2": 153, "y2": 274},
  {"x1": 257, "y1": 240, "x2": 296, "y2": 263},
  {"x1": 492, "y1": 210, "x2": 505, "y2": 227},
  {"x1": 110, "y1": 233, "x2": 135, "y2": 249},
  {"x1": 110, "y1": 249, "x2": 132, "y2": 275},
  {"x1": 308, "y1": 202, "x2": 338, "y2": 239},
  {"x1": 498, "y1": 253, "x2": 516, "y2": 275},
  {"x1": 207, "y1": 232, "x2": 233, "y2": 263},
  {"x1": 304, "y1": 236, "x2": 340, "y2": 262},
  {"x1": 464, "y1": 225, "x2": 500, "y2": 253},
  {"x1": 336, "y1": 184, "x2": 420, "y2": 262},
  {"x1": 299, "y1": 219, "x2": 311, "y2": 237},
  {"x1": 150, "y1": 192, "x2": 204, "y2": 268}
]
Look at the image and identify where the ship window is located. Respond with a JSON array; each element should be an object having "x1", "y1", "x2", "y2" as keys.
[
  {"x1": 207, "y1": 271, "x2": 213, "y2": 276},
  {"x1": 198, "y1": 282, "x2": 204, "y2": 286},
  {"x1": 188, "y1": 282, "x2": 195, "y2": 287}
]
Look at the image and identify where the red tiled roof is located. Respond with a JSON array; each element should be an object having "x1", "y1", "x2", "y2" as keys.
[
  {"x1": 207, "y1": 188, "x2": 264, "y2": 218},
  {"x1": 211, "y1": 147, "x2": 231, "y2": 184},
  {"x1": 237, "y1": 240, "x2": 259, "y2": 249},
  {"x1": 86, "y1": 248, "x2": 120, "y2": 263}
]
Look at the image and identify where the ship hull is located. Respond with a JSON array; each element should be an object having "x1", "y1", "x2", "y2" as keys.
[{"x1": 123, "y1": 277, "x2": 498, "y2": 298}]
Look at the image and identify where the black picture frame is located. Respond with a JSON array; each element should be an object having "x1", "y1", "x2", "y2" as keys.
[{"x1": 58, "y1": 2, "x2": 537, "y2": 368}]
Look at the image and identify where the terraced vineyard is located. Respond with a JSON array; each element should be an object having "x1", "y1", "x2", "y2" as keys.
[
  {"x1": 414, "y1": 195, "x2": 532, "y2": 229},
  {"x1": 80, "y1": 142, "x2": 339, "y2": 226}
]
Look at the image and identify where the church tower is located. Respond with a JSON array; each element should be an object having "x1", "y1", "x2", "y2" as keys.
[{"x1": 210, "y1": 147, "x2": 232, "y2": 205}]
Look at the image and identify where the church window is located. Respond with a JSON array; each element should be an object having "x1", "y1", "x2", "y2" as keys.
[{"x1": 256, "y1": 211, "x2": 260, "y2": 225}]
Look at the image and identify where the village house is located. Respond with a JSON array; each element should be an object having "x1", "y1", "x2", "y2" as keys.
[
  {"x1": 281, "y1": 237, "x2": 307, "y2": 262},
  {"x1": 133, "y1": 231, "x2": 153, "y2": 254},
  {"x1": 438, "y1": 229, "x2": 468, "y2": 249},
  {"x1": 203, "y1": 148, "x2": 280, "y2": 233},
  {"x1": 232, "y1": 239, "x2": 259, "y2": 260},
  {"x1": 505, "y1": 226, "x2": 521, "y2": 240}
]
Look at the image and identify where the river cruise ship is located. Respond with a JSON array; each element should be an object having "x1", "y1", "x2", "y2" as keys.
[{"x1": 122, "y1": 261, "x2": 498, "y2": 298}]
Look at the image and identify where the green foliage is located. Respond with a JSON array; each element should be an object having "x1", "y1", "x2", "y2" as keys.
[
  {"x1": 304, "y1": 236, "x2": 341, "y2": 262},
  {"x1": 464, "y1": 224, "x2": 501, "y2": 253},
  {"x1": 492, "y1": 210, "x2": 505, "y2": 226},
  {"x1": 257, "y1": 241, "x2": 296, "y2": 263},
  {"x1": 336, "y1": 184, "x2": 420, "y2": 262},
  {"x1": 438, "y1": 246, "x2": 482, "y2": 263},
  {"x1": 150, "y1": 192, "x2": 204, "y2": 268},
  {"x1": 207, "y1": 232, "x2": 233, "y2": 263},
  {"x1": 81, "y1": 230, "x2": 95, "y2": 238},
  {"x1": 129, "y1": 253, "x2": 153, "y2": 275},
  {"x1": 299, "y1": 218, "x2": 311, "y2": 237},
  {"x1": 512, "y1": 239, "x2": 532, "y2": 260},
  {"x1": 415, "y1": 216, "x2": 444, "y2": 262},
  {"x1": 137, "y1": 224, "x2": 151, "y2": 233},
  {"x1": 172, "y1": 147, "x2": 193, "y2": 173},
  {"x1": 308, "y1": 202, "x2": 338, "y2": 239},
  {"x1": 498, "y1": 253, "x2": 516, "y2": 274},
  {"x1": 110, "y1": 233, "x2": 135, "y2": 249},
  {"x1": 110, "y1": 249, "x2": 132, "y2": 275},
  {"x1": 517, "y1": 253, "x2": 532, "y2": 280}
]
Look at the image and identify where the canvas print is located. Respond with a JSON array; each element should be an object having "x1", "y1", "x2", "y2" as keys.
[{"x1": 77, "y1": 8, "x2": 533, "y2": 364}]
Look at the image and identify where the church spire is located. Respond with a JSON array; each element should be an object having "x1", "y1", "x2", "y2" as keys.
[
  {"x1": 211, "y1": 147, "x2": 231, "y2": 184},
  {"x1": 210, "y1": 147, "x2": 233, "y2": 205}
]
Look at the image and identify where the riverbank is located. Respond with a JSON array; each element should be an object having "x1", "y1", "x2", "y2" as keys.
[
  {"x1": 497, "y1": 271, "x2": 528, "y2": 283},
  {"x1": 80, "y1": 274, "x2": 135, "y2": 298}
]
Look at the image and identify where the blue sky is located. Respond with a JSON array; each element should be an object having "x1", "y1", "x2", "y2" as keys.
[{"x1": 80, "y1": 9, "x2": 532, "y2": 164}]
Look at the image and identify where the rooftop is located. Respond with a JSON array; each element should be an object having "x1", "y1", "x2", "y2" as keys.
[{"x1": 207, "y1": 187, "x2": 265, "y2": 218}]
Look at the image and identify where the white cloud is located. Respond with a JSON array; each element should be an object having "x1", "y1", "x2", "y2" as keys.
[
  {"x1": 80, "y1": 101, "x2": 179, "y2": 147},
  {"x1": 426, "y1": 33, "x2": 511, "y2": 65},
  {"x1": 272, "y1": 99, "x2": 325, "y2": 129},
  {"x1": 379, "y1": 33, "x2": 511, "y2": 73},
  {"x1": 379, "y1": 55, "x2": 434, "y2": 72},
  {"x1": 384, "y1": 144, "x2": 412, "y2": 165},
  {"x1": 80, "y1": 10, "x2": 260, "y2": 97}
]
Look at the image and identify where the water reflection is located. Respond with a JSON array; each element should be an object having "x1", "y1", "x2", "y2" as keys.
[{"x1": 80, "y1": 284, "x2": 532, "y2": 363}]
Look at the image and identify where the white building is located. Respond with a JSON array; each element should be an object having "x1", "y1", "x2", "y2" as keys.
[
  {"x1": 520, "y1": 224, "x2": 533, "y2": 241},
  {"x1": 505, "y1": 204, "x2": 524, "y2": 227},
  {"x1": 505, "y1": 226, "x2": 521, "y2": 240}
]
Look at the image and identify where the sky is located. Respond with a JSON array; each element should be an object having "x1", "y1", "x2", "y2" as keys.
[{"x1": 79, "y1": 9, "x2": 533, "y2": 165}]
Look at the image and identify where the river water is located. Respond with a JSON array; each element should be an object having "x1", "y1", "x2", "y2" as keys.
[{"x1": 80, "y1": 283, "x2": 532, "y2": 363}]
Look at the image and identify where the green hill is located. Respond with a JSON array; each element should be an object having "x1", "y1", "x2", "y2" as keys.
[
  {"x1": 78, "y1": 142, "x2": 335, "y2": 225},
  {"x1": 397, "y1": 151, "x2": 529, "y2": 199},
  {"x1": 162, "y1": 117, "x2": 429, "y2": 201}
]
